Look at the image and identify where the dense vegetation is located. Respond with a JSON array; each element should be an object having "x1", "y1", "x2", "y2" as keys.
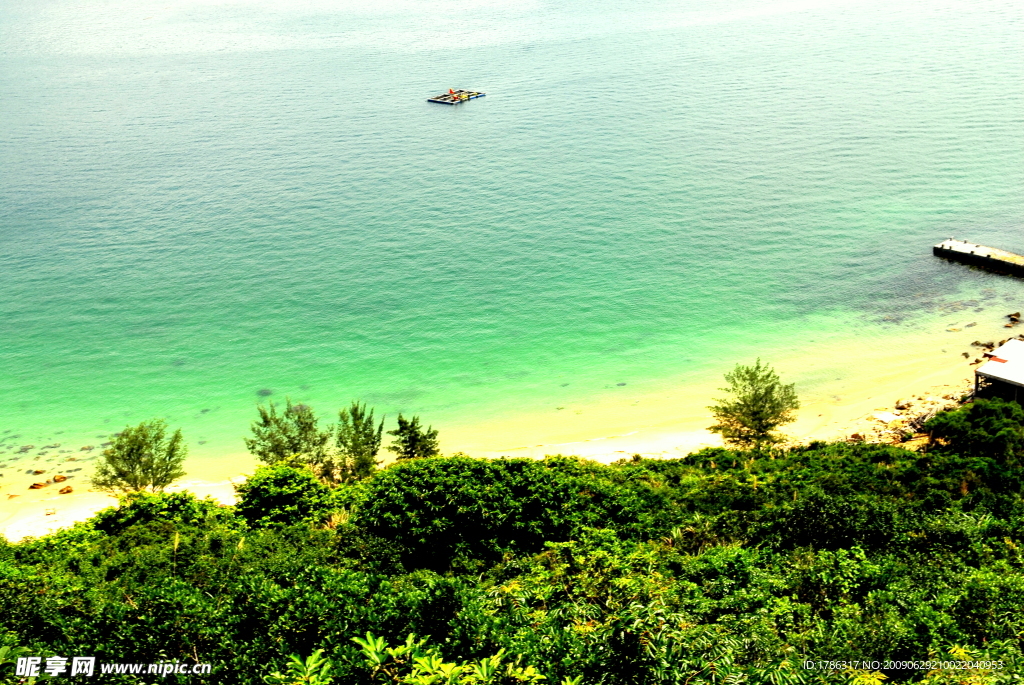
[{"x1": 4, "y1": 400, "x2": 1024, "y2": 683}]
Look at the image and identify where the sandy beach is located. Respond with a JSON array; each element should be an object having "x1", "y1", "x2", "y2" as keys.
[
  {"x1": 3, "y1": 306, "x2": 1020, "y2": 543},
  {"x1": 0, "y1": 476, "x2": 245, "y2": 543}
]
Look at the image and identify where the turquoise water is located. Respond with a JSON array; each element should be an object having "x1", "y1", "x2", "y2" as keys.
[{"x1": 1, "y1": 0, "x2": 1023, "y2": 463}]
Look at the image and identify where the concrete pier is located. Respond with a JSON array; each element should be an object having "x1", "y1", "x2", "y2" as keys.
[{"x1": 933, "y1": 238, "x2": 1024, "y2": 277}]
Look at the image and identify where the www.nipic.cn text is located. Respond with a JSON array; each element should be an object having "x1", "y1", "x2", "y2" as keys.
[{"x1": 15, "y1": 656, "x2": 212, "y2": 677}]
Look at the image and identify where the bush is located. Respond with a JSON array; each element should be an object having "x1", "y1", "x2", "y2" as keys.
[
  {"x1": 925, "y1": 397, "x2": 1024, "y2": 463},
  {"x1": 235, "y1": 464, "x2": 337, "y2": 528},
  {"x1": 91, "y1": 491, "x2": 233, "y2": 535}
]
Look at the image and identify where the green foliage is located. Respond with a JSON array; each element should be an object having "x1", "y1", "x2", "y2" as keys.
[
  {"x1": 925, "y1": 397, "x2": 1024, "y2": 462},
  {"x1": 708, "y1": 359, "x2": 800, "y2": 449},
  {"x1": 91, "y1": 419, "x2": 188, "y2": 493},
  {"x1": 91, "y1": 491, "x2": 234, "y2": 536},
  {"x1": 245, "y1": 400, "x2": 333, "y2": 468},
  {"x1": 337, "y1": 402, "x2": 385, "y2": 481},
  {"x1": 387, "y1": 415, "x2": 440, "y2": 460},
  {"x1": 9, "y1": 431, "x2": 1024, "y2": 684},
  {"x1": 353, "y1": 456, "x2": 664, "y2": 571},
  {"x1": 235, "y1": 464, "x2": 336, "y2": 528},
  {"x1": 350, "y1": 633, "x2": 549, "y2": 684},
  {"x1": 265, "y1": 649, "x2": 334, "y2": 685}
]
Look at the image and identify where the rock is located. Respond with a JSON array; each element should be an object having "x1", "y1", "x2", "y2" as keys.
[
  {"x1": 59, "y1": 486, "x2": 73, "y2": 495},
  {"x1": 850, "y1": 433, "x2": 864, "y2": 442},
  {"x1": 1010, "y1": 312, "x2": 1021, "y2": 319},
  {"x1": 961, "y1": 352, "x2": 970, "y2": 358},
  {"x1": 1004, "y1": 323, "x2": 1014, "y2": 328},
  {"x1": 80, "y1": 445, "x2": 94, "y2": 451},
  {"x1": 53, "y1": 474, "x2": 67, "y2": 483},
  {"x1": 895, "y1": 399, "x2": 913, "y2": 410},
  {"x1": 966, "y1": 322, "x2": 977, "y2": 327},
  {"x1": 28, "y1": 482, "x2": 47, "y2": 489},
  {"x1": 32, "y1": 469, "x2": 45, "y2": 475}
]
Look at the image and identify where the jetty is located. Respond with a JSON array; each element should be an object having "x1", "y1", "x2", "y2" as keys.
[
  {"x1": 933, "y1": 238, "x2": 1024, "y2": 278},
  {"x1": 428, "y1": 89, "x2": 485, "y2": 105}
]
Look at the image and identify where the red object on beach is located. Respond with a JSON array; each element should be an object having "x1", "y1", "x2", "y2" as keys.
[
  {"x1": 991, "y1": 357, "x2": 1009, "y2": 363},
  {"x1": 449, "y1": 88, "x2": 454, "y2": 94}
]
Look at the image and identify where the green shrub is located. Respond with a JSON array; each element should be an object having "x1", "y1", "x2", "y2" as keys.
[{"x1": 235, "y1": 464, "x2": 336, "y2": 528}]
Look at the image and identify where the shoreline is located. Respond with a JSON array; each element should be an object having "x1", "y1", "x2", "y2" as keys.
[{"x1": 3, "y1": 312, "x2": 1020, "y2": 542}]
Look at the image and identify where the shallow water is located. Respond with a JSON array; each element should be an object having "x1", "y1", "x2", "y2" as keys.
[{"x1": 1, "y1": 0, "x2": 1022, "y2": 465}]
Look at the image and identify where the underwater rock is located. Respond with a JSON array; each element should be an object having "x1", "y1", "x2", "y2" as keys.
[{"x1": 53, "y1": 474, "x2": 67, "y2": 483}]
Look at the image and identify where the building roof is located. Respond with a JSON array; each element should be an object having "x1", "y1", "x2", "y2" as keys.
[{"x1": 976, "y1": 338, "x2": 1024, "y2": 388}]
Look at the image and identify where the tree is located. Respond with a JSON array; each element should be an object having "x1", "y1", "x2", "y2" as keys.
[
  {"x1": 387, "y1": 414, "x2": 440, "y2": 460},
  {"x1": 337, "y1": 401, "x2": 384, "y2": 480},
  {"x1": 708, "y1": 359, "x2": 799, "y2": 449},
  {"x1": 91, "y1": 419, "x2": 187, "y2": 494},
  {"x1": 244, "y1": 399, "x2": 332, "y2": 468}
]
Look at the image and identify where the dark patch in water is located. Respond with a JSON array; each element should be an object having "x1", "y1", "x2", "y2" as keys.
[
  {"x1": 560, "y1": 383, "x2": 569, "y2": 387},
  {"x1": 171, "y1": 359, "x2": 186, "y2": 367},
  {"x1": 257, "y1": 388, "x2": 273, "y2": 397},
  {"x1": 198, "y1": 440, "x2": 207, "y2": 445},
  {"x1": 616, "y1": 382, "x2": 626, "y2": 386},
  {"x1": 200, "y1": 408, "x2": 210, "y2": 414}
]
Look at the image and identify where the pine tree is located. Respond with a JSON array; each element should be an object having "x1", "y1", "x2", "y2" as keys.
[
  {"x1": 244, "y1": 399, "x2": 333, "y2": 468},
  {"x1": 337, "y1": 401, "x2": 384, "y2": 479},
  {"x1": 387, "y1": 414, "x2": 440, "y2": 460},
  {"x1": 91, "y1": 420, "x2": 187, "y2": 493},
  {"x1": 708, "y1": 359, "x2": 799, "y2": 449}
]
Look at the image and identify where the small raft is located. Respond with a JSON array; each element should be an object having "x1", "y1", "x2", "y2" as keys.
[{"x1": 428, "y1": 89, "x2": 485, "y2": 105}]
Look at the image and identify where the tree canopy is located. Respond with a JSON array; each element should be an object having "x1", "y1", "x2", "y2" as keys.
[
  {"x1": 925, "y1": 396, "x2": 1024, "y2": 462},
  {"x1": 708, "y1": 359, "x2": 799, "y2": 448},
  {"x1": 387, "y1": 414, "x2": 440, "y2": 460},
  {"x1": 90, "y1": 419, "x2": 187, "y2": 493},
  {"x1": 244, "y1": 399, "x2": 333, "y2": 468},
  {"x1": 336, "y1": 401, "x2": 384, "y2": 481}
]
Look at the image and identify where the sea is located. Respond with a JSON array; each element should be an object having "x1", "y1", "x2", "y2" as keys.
[{"x1": 1, "y1": 0, "x2": 1023, "y2": 471}]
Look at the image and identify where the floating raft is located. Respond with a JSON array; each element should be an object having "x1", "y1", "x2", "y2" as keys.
[
  {"x1": 934, "y1": 238, "x2": 1024, "y2": 277},
  {"x1": 428, "y1": 89, "x2": 485, "y2": 105}
]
